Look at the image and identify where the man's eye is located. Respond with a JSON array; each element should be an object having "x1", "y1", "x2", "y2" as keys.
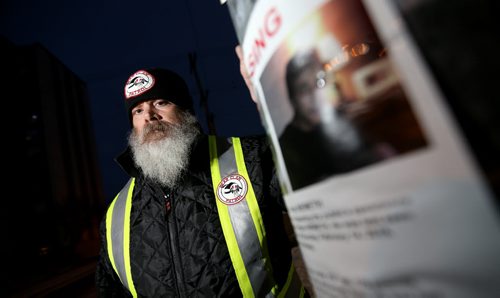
[
  {"x1": 132, "y1": 109, "x2": 143, "y2": 115},
  {"x1": 155, "y1": 100, "x2": 168, "y2": 107}
]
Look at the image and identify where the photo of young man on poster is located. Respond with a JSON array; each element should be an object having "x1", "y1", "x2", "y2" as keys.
[{"x1": 259, "y1": 0, "x2": 428, "y2": 190}]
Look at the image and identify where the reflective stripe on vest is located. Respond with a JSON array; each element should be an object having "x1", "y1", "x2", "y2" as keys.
[
  {"x1": 105, "y1": 136, "x2": 303, "y2": 297},
  {"x1": 209, "y1": 136, "x2": 277, "y2": 297},
  {"x1": 279, "y1": 263, "x2": 305, "y2": 298},
  {"x1": 106, "y1": 178, "x2": 137, "y2": 297}
]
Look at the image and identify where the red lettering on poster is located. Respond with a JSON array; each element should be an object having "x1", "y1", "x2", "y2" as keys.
[{"x1": 247, "y1": 7, "x2": 282, "y2": 77}]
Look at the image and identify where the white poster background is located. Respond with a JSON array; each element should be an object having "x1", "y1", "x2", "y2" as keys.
[{"x1": 234, "y1": 0, "x2": 500, "y2": 296}]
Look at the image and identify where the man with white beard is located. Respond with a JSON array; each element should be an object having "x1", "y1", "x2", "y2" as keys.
[
  {"x1": 95, "y1": 68, "x2": 305, "y2": 297},
  {"x1": 128, "y1": 106, "x2": 200, "y2": 189}
]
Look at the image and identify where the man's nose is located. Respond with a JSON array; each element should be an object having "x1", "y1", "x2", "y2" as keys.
[{"x1": 145, "y1": 107, "x2": 161, "y2": 122}]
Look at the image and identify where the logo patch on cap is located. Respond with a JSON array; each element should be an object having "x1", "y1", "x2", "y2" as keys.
[
  {"x1": 217, "y1": 174, "x2": 248, "y2": 205},
  {"x1": 125, "y1": 70, "x2": 155, "y2": 99}
]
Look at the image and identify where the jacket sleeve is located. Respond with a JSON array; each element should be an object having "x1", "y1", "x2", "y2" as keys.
[
  {"x1": 95, "y1": 214, "x2": 131, "y2": 298},
  {"x1": 259, "y1": 135, "x2": 288, "y2": 212},
  {"x1": 258, "y1": 136, "x2": 313, "y2": 296}
]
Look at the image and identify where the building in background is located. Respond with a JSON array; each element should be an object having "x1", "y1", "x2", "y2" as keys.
[{"x1": 1, "y1": 36, "x2": 105, "y2": 297}]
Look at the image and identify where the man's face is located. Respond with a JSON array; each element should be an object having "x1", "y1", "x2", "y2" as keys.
[
  {"x1": 128, "y1": 100, "x2": 199, "y2": 188},
  {"x1": 131, "y1": 99, "x2": 182, "y2": 143},
  {"x1": 291, "y1": 67, "x2": 321, "y2": 127}
]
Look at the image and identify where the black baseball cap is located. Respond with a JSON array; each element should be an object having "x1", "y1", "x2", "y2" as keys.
[{"x1": 123, "y1": 67, "x2": 194, "y2": 125}]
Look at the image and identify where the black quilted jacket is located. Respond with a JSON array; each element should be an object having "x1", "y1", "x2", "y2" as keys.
[{"x1": 95, "y1": 134, "x2": 293, "y2": 297}]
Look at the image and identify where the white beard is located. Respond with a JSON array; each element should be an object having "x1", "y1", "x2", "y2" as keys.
[{"x1": 129, "y1": 112, "x2": 200, "y2": 188}]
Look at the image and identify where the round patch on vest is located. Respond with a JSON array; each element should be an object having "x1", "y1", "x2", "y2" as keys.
[
  {"x1": 124, "y1": 70, "x2": 155, "y2": 99},
  {"x1": 217, "y1": 174, "x2": 248, "y2": 205}
]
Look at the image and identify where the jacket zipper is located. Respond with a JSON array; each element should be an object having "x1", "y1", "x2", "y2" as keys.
[{"x1": 163, "y1": 190, "x2": 187, "y2": 297}]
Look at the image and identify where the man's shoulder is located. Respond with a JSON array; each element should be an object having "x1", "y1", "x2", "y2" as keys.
[
  {"x1": 207, "y1": 134, "x2": 272, "y2": 163},
  {"x1": 238, "y1": 134, "x2": 268, "y2": 143},
  {"x1": 210, "y1": 133, "x2": 269, "y2": 149},
  {"x1": 279, "y1": 124, "x2": 301, "y2": 142},
  {"x1": 236, "y1": 134, "x2": 272, "y2": 154}
]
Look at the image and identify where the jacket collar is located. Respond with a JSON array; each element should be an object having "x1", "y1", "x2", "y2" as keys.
[{"x1": 114, "y1": 146, "x2": 140, "y2": 178}]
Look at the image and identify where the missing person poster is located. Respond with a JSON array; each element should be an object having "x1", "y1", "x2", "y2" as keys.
[{"x1": 224, "y1": 0, "x2": 500, "y2": 296}]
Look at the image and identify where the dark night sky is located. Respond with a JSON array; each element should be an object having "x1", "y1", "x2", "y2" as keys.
[{"x1": 0, "y1": 0, "x2": 264, "y2": 201}]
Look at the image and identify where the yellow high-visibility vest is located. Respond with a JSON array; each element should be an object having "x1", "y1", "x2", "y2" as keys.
[{"x1": 106, "y1": 136, "x2": 304, "y2": 297}]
